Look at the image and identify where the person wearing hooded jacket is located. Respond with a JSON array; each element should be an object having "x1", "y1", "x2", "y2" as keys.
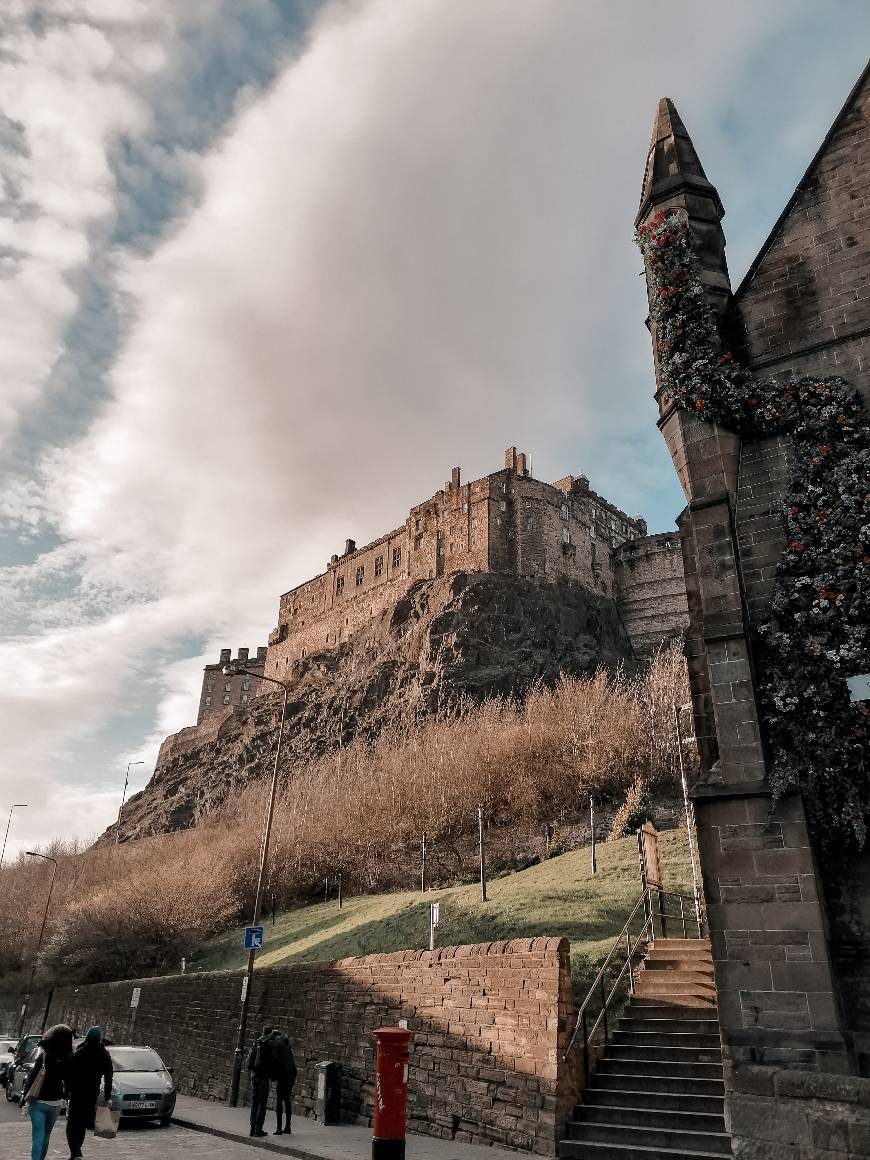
[
  {"x1": 21, "y1": 1024, "x2": 74, "y2": 1160},
  {"x1": 65, "y1": 1026, "x2": 113, "y2": 1160}
]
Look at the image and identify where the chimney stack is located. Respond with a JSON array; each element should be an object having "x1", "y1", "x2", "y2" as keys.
[
  {"x1": 505, "y1": 447, "x2": 518, "y2": 471},
  {"x1": 451, "y1": 466, "x2": 461, "y2": 489},
  {"x1": 344, "y1": 538, "x2": 356, "y2": 556},
  {"x1": 516, "y1": 452, "x2": 528, "y2": 478},
  {"x1": 219, "y1": 648, "x2": 231, "y2": 664},
  {"x1": 238, "y1": 647, "x2": 249, "y2": 663}
]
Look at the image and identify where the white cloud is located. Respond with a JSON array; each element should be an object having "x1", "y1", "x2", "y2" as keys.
[{"x1": 4, "y1": 0, "x2": 870, "y2": 852}]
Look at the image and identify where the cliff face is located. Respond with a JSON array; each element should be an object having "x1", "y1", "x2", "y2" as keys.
[{"x1": 116, "y1": 572, "x2": 634, "y2": 839}]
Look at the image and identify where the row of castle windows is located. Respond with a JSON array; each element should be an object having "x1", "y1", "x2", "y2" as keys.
[
  {"x1": 334, "y1": 546, "x2": 403, "y2": 596},
  {"x1": 204, "y1": 692, "x2": 250, "y2": 709},
  {"x1": 206, "y1": 678, "x2": 251, "y2": 693}
]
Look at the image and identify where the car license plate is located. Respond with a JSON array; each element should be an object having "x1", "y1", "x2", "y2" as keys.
[{"x1": 128, "y1": 1101, "x2": 157, "y2": 1110}]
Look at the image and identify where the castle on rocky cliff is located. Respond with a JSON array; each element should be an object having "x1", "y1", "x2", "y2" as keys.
[{"x1": 198, "y1": 445, "x2": 690, "y2": 723}]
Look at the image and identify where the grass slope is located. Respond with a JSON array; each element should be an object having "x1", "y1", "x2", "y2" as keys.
[{"x1": 195, "y1": 829, "x2": 695, "y2": 994}]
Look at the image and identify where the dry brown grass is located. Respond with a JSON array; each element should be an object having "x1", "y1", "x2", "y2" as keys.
[{"x1": 0, "y1": 643, "x2": 691, "y2": 985}]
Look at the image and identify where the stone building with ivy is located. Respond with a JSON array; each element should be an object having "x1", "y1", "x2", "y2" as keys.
[{"x1": 636, "y1": 62, "x2": 870, "y2": 1155}]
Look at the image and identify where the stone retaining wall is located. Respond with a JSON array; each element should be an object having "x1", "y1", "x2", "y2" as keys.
[{"x1": 42, "y1": 938, "x2": 577, "y2": 1155}]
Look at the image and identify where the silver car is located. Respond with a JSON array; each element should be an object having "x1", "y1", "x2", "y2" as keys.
[
  {"x1": 0, "y1": 1038, "x2": 18, "y2": 1087},
  {"x1": 107, "y1": 1045, "x2": 176, "y2": 1127}
]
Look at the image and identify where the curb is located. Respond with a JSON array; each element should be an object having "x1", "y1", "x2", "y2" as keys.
[{"x1": 172, "y1": 1115, "x2": 327, "y2": 1160}]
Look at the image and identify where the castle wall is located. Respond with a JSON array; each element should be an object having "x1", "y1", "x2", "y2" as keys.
[
  {"x1": 263, "y1": 452, "x2": 647, "y2": 680},
  {"x1": 612, "y1": 532, "x2": 690, "y2": 657},
  {"x1": 198, "y1": 646, "x2": 266, "y2": 724}
]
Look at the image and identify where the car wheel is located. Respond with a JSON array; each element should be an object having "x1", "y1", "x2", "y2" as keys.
[{"x1": 158, "y1": 1116, "x2": 171, "y2": 1128}]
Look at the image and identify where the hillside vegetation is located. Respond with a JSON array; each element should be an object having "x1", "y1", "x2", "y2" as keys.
[
  {"x1": 194, "y1": 828, "x2": 696, "y2": 996},
  {"x1": 0, "y1": 645, "x2": 692, "y2": 988}
]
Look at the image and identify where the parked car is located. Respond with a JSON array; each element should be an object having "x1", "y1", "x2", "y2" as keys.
[
  {"x1": 0, "y1": 1038, "x2": 18, "y2": 1086},
  {"x1": 107, "y1": 1045, "x2": 176, "y2": 1127},
  {"x1": 5, "y1": 1041, "x2": 40, "y2": 1103}
]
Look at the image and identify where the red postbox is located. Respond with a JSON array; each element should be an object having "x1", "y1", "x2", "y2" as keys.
[{"x1": 372, "y1": 1026, "x2": 412, "y2": 1159}]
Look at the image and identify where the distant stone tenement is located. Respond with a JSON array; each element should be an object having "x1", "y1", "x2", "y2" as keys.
[
  {"x1": 197, "y1": 645, "x2": 266, "y2": 724},
  {"x1": 263, "y1": 446, "x2": 687, "y2": 680}
]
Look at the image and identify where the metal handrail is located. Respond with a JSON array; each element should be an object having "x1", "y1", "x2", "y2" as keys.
[{"x1": 563, "y1": 885, "x2": 705, "y2": 1084}]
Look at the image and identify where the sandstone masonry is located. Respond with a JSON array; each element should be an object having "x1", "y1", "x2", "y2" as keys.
[{"x1": 44, "y1": 939, "x2": 580, "y2": 1155}]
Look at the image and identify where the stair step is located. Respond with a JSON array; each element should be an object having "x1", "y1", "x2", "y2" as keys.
[
  {"x1": 650, "y1": 940, "x2": 711, "y2": 950},
  {"x1": 635, "y1": 970, "x2": 716, "y2": 985},
  {"x1": 626, "y1": 1002, "x2": 718, "y2": 1016},
  {"x1": 598, "y1": 1057, "x2": 723, "y2": 1079},
  {"x1": 574, "y1": 1105, "x2": 726, "y2": 1134},
  {"x1": 559, "y1": 1139, "x2": 729, "y2": 1160},
  {"x1": 633, "y1": 984, "x2": 717, "y2": 1000},
  {"x1": 606, "y1": 1041, "x2": 722, "y2": 1063},
  {"x1": 590, "y1": 1072, "x2": 724, "y2": 1096},
  {"x1": 581, "y1": 1088, "x2": 725, "y2": 1116},
  {"x1": 642, "y1": 960, "x2": 714, "y2": 973},
  {"x1": 568, "y1": 1122, "x2": 731, "y2": 1155},
  {"x1": 618, "y1": 1018, "x2": 720, "y2": 1035}
]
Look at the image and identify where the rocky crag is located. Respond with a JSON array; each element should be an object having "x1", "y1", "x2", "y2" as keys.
[{"x1": 116, "y1": 572, "x2": 634, "y2": 839}]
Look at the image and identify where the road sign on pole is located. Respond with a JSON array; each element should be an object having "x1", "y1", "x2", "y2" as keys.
[
  {"x1": 429, "y1": 901, "x2": 440, "y2": 951},
  {"x1": 243, "y1": 926, "x2": 264, "y2": 950},
  {"x1": 130, "y1": 987, "x2": 141, "y2": 1009}
]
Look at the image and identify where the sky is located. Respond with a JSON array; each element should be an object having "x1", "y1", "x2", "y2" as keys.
[{"x1": 1, "y1": 0, "x2": 869, "y2": 857}]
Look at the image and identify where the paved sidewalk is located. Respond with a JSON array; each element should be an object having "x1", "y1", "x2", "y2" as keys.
[{"x1": 174, "y1": 1095, "x2": 520, "y2": 1159}]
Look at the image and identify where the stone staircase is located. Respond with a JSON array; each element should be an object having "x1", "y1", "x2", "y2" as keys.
[{"x1": 560, "y1": 938, "x2": 730, "y2": 1160}]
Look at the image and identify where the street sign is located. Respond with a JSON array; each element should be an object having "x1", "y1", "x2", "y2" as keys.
[
  {"x1": 240, "y1": 976, "x2": 249, "y2": 1002},
  {"x1": 847, "y1": 673, "x2": 870, "y2": 703},
  {"x1": 244, "y1": 926, "x2": 264, "y2": 950},
  {"x1": 431, "y1": 903, "x2": 440, "y2": 926},
  {"x1": 130, "y1": 987, "x2": 141, "y2": 1009}
]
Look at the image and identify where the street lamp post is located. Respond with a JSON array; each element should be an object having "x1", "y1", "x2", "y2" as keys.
[
  {"x1": 116, "y1": 761, "x2": 145, "y2": 843},
  {"x1": 0, "y1": 803, "x2": 28, "y2": 869},
  {"x1": 673, "y1": 702, "x2": 704, "y2": 937},
  {"x1": 19, "y1": 852, "x2": 58, "y2": 1036},
  {"x1": 228, "y1": 666, "x2": 289, "y2": 1107}
]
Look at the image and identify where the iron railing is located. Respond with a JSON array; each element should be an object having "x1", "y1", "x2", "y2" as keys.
[{"x1": 564, "y1": 885, "x2": 705, "y2": 1085}]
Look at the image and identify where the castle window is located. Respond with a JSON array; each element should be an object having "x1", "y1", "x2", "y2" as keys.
[
  {"x1": 524, "y1": 500, "x2": 532, "y2": 509},
  {"x1": 449, "y1": 542, "x2": 455, "y2": 554},
  {"x1": 224, "y1": 681, "x2": 232, "y2": 692},
  {"x1": 205, "y1": 697, "x2": 212, "y2": 707},
  {"x1": 356, "y1": 565, "x2": 364, "y2": 586},
  {"x1": 463, "y1": 501, "x2": 468, "y2": 513},
  {"x1": 242, "y1": 679, "x2": 250, "y2": 691},
  {"x1": 562, "y1": 526, "x2": 571, "y2": 544},
  {"x1": 336, "y1": 575, "x2": 345, "y2": 595},
  {"x1": 222, "y1": 695, "x2": 231, "y2": 705},
  {"x1": 499, "y1": 501, "x2": 506, "y2": 512},
  {"x1": 241, "y1": 693, "x2": 248, "y2": 704},
  {"x1": 497, "y1": 517, "x2": 502, "y2": 527},
  {"x1": 414, "y1": 533, "x2": 423, "y2": 551},
  {"x1": 525, "y1": 515, "x2": 534, "y2": 531},
  {"x1": 374, "y1": 555, "x2": 384, "y2": 577},
  {"x1": 561, "y1": 504, "x2": 569, "y2": 521},
  {"x1": 471, "y1": 517, "x2": 477, "y2": 530},
  {"x1": 590, "y1": 523, "x2": 596, "y2": 539},
  {"x1": 392, "y1": 546, "x2": 401, "y2": 568}
]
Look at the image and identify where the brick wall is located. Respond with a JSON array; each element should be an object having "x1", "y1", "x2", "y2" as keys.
[
  {"x1": 612, "y1": 532, "x2": 689, "y2": 656},
  {"x1": 44, "y1": 939, "x2": 577, "y2": 1155}
]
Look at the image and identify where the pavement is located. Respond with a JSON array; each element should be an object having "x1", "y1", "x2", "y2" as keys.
[
  {"x1": 173, "y1": 1094, "x2": 521, "y2": 1159},
  {"x1": 0, "y1": 1091, "x2": 520, "y2": 1159}
]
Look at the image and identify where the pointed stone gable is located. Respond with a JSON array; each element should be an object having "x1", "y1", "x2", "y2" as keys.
[{"x1": 736, "y1": 62, "x2": 870, "y2": 404}]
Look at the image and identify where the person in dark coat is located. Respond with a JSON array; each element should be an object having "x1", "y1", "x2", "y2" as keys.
[
  {"x1": 65, "y1": 1026, "x2": 113, "y2": 1160},
  {"x1": 22, "y1": 1024, "x2": 74, "y2": 1160},
  {"x1": 246, "y1": 1025, "x2": 276, "y2": 1137},
  {"x1": 270, "y1": 1030, "x2": 298, "y2": 1135}
]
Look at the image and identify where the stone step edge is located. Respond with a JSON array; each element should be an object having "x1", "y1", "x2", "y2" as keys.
[
  {"x1": 559, "y1": 1142, "x2": 730, "y2": 1160},
  {"x1": 574, "y1": 1106, "x2": 726, "y2": 1126}
]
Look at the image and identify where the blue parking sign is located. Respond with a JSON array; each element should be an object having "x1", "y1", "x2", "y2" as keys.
[{"x1": 244, "y1": 926, "x2": 264, "y2": 950}]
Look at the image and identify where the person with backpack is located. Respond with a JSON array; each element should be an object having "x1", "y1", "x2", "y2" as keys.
[
  {"x1": 270, "y1": 1030, "x2": 298, "y2": 1136},
  {"x1": 21, "y1": 1024, "x2": 74, "y2": 1160},
  {"x1": 65, "y1": 1026, "x2": 113, "y2": 1159},
  {"x1": 246, "y1": 1025, "x2": 276, "y2": 1137}
]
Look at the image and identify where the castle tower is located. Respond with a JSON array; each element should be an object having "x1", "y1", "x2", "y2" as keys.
[{"x1": 637, "y1": 96, "x2": 850, "y2": 1138}]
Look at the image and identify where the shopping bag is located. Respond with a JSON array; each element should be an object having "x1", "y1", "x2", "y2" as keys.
[{"x1": 94, "y1": 1103, "x2": 120, "y2": 1140}]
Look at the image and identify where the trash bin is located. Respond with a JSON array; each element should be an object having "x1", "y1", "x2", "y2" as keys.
[{"x1": 314, "y1": 1060, "x2": 342, "y2": 1124}]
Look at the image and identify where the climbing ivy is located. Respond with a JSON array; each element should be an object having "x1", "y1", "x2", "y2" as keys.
[{"x1": 637, "y1": 210, "x2": 870, "y2": 857}]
